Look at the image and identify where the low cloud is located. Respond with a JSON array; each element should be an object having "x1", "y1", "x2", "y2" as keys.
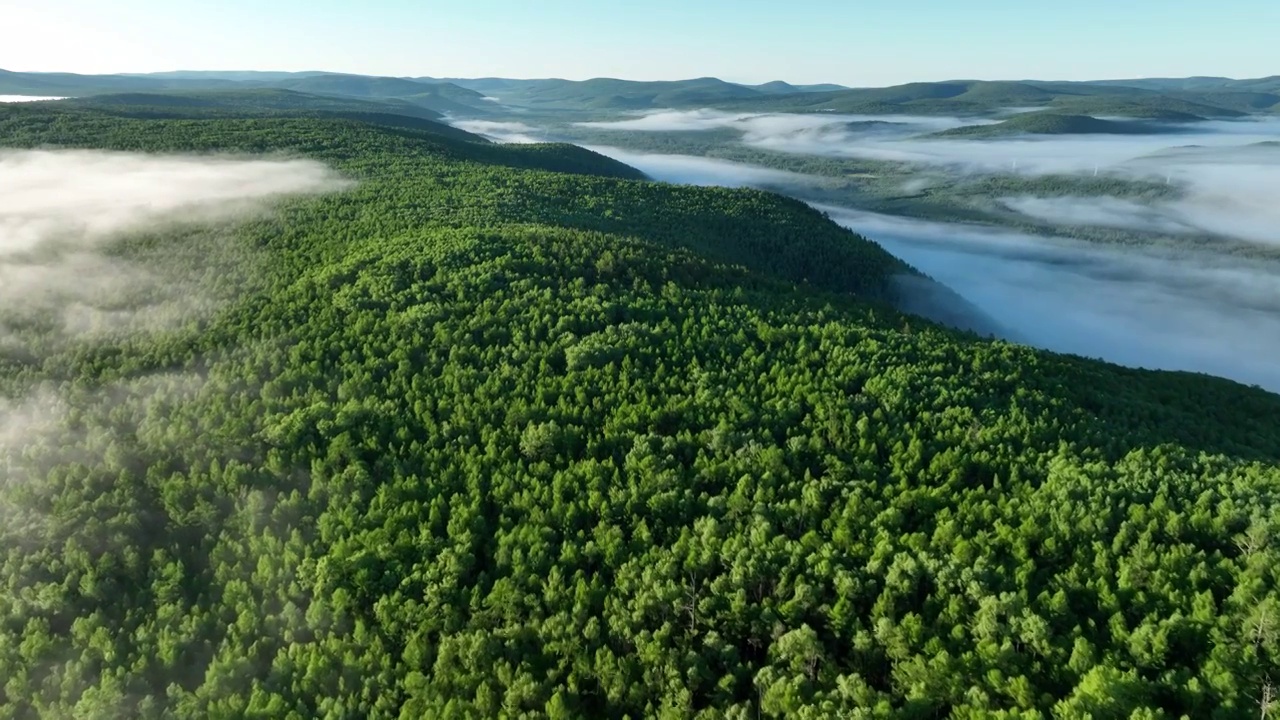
[
  {"x1": 0, "y1": 371, "x2": 209, "y2": 555},
  {"x1": 1000, "y1": 196, "x2": 1199, "y2": 234},
  {"x1": 0, "y1": 385, "x2": 65, "y2": 456},
  {"x1": 0, "y1": 96, "x2": 66, "y2": 103},
  {"x1": 581, "y1": 145, "x2": 818, "y2": 188},
  {"x1": 572, "y1": 110, "x2": 1280, "y2": 247},
  {"x1": 729, "y1": 116, "x2": 1280, "y2": 175},
  {"x1": 3, "y1": 149, "x2": 345, "y2": 493},
  {"x1": 822, "y1": 206, "x2": 1280, "y2": 392},
  {"x1": 575, "y1": 109, "x2": 987, "y2": 151},
  {"x1": 997, "y1": 146, "x2": 1280, "y2": 245},
  {"x1": 575, "y1": 109, "x2": 762, "y2": 132},
  {"x1": 450, "y1": 120, "x2": 544, "y2": 144},
  {"x1": 0, "y1": 149, "x2": 348, "y2": 353},
  {"x1": 0, "y1": 150, "x2": 346, "y2": 255}
]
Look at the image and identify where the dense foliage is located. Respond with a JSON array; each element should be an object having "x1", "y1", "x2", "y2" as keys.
[{"x1": 2, "y1": 106, "x2": 1279, "y2": 719}]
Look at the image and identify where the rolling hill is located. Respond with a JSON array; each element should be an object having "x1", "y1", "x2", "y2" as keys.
[
  {"x1": 0, "y1": 68, "x2": 232, "y2": 96},
  {"x1": 715, "y1": 79, "x2": 1272, "y2": 120},
  {"x1": 478, "y1": 76, "x2": 767, "y2": 110},
  {"x1": 253, "y1": 74, "x2": 495, "y2": 115},
  {"x1": 261, "y1": 73, "x2": 446, "y2": 98},
  {"x1": 0, "y1": 100, "x2": 1278, "y2": 718},
  {"x1": 1168, "y1": 90, "x2": 1280, "y2": 112},
  {"x1": 746, "y1": 80, "x2": 850, "y2": 94},
  {"x1": 1047, "y1": 94, "x2": 1247, "y2": 120},
  {"x1": 928, "y1": 112, "x2": 1168, "y2": 138},
  {"x1": 1089, "y1": 76, "x2": 1280, "y2": 93}
]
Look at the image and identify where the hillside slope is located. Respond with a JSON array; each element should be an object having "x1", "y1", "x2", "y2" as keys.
[
  {"x1": 0, "y1": 107, "x2": 1278, "y2": 719},
  {"x1": 261, "y1": 74, "x2": 494, "y2": 115},
  {"x1": 929, "y1": 112, "x2": 1167, "y2": 138}
]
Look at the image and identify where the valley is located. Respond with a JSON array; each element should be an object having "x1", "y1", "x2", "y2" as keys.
[{"x1": 440, "y1": 98, "x2": 1280, "y2": 391}]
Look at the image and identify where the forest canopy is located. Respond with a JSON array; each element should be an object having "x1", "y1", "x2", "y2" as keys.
[{"x1": 0, "y1": 101, "x2": 1278, "y2": 719}]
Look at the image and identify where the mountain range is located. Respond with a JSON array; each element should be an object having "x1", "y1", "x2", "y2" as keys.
[{"x1": 5, "y1": 69, "x2": 1278, "y2": 119}]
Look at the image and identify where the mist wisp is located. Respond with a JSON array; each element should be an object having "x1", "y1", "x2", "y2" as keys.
[
  {"x1": 450, "y1": 120, "x2": 544, "y2": 143},
  {"x1": 580, "y1": 144, "x2": 818, "y2": 188},
  {"x1": 0, "y1": 149, "x2": 346, "y2": 255},
  {"x1": 2, "y1": 148, "x2": 347, "y2": 507},
  {"x1": 0, "y1": 149, "x2": 347, "y2": 348}
]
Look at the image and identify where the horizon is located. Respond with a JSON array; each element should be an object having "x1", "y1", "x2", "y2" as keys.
[
  {"x1": 5, "y1": 66, "x2": 1279, "y2": 92},
  {"x1": 6, "y1": 0, "x2": 1278, "y2": 87}
]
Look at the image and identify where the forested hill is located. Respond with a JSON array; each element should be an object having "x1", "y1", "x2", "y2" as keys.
[
  {"x1": 1, "y1": 104, "x2": 1279, "y2": 718},
  {"x1": 927, "y1": 112, "x2": 1166, "y2": 139}
]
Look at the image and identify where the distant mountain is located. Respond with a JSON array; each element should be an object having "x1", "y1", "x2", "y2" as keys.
[
  {"x1": 1047, "y1": 95, "x2": 1246, "y2": 120},
  {"x1": 715, "y1": 80, "x2": 1048, "y2": 114},
  {"x1": 747, "y1": 80, "x2": 848, "y2": 94},
  {"x1": 0, "y1": 69, "x2": 496, "y2": 116},
  {"x1": 466, "y1": 77, "x2": 766, "y2": 110},
  {"x1": 263, "y1": 73, "x2": 442, "y2": 99},
  {"x1": 418, "y1": 77, "x2": 556, "y2": 96},
  {"x1": 260, "y1": 74, "x2": 493, "y2": 115},
  {"x1": 1087, "y1": 76, "x2": 1280, "y2": 93},
  {"x1": 61, "y1": 88, "x2": 441, "y2": 119},
  {"x1": 3, "y1": 69, "x2": 1277, "y2": 120},
  {"x1": 1167, "y1": 90, "x2": 1280, "y2": 112},
  {"x1": 713, "y1": 79, "x2": 1275, "y2": 120},
  {"x1": 796, "y1": 83, "x2": 848, "y2": 93},
  {"x1": 927, "y1": 112, "x2": 1168, "y2": 138},
  {"x1": 0, "y1": 68, "x2": 231, "y2": 96},
  {"x1": 120, "y1": 70, "x2": 333, "y2": 81}
]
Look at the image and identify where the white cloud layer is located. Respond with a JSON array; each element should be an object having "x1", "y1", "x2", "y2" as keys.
[
  {"x1": 575, "y1": 110, "x2": 1280, "y2": 246},
  {"x1": 573, "y1": 139, "x2": 1280, "y2": 390},
  {"x1": 0, "y1": 96, "x2": 67, "y2": 103},
  {"x1": 0, "y1": 150, "x2": 348, "y2": 348},
  {"x1": 581, "y1": 145, "x2": 816, "y2": 188},
  {"x1": 0, "y1": 150, "x2": 347, "y2": 255},
  {"x1": 822, "y1": 206, "x2": 1280, "y2": 392},
  {"x1": 450, "y1": 120, "x2": 543, "y2": 144}
]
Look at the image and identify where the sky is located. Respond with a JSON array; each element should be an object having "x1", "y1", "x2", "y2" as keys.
[{"x1": 3, "y1": 0, "x2": 1277, "y2": 86}]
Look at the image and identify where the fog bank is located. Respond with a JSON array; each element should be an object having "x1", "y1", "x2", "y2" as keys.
[
  {"x1": 574, "y1": 109, "x2": 988, "y2": 137},
  {"x1": 823, "y1": 206, "x2": 1280, "y2": 392},
  {"x1": 0, "y1": 150, "x2": 348, "y2": 350},
  {"x1": 580, "y1": 145, "x2": 817, "y2": 188},
  {"x1": 450, "y1": 120, "x2": 543, "y2": 144}
]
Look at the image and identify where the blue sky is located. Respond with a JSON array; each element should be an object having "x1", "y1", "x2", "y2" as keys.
[{"x1": 5, "y1": 0, "x2": 1277, "y2": 86}]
